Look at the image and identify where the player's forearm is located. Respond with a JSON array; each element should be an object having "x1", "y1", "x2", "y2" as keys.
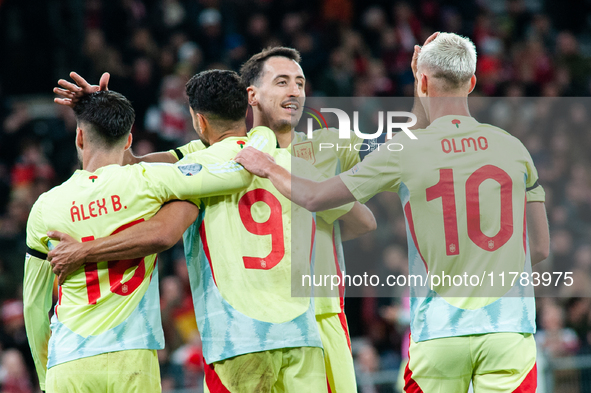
[
  {"x1": 339, "y1": 203, "x2": 377, "y2": 241},
  {"x1": 527, "y1": 201, "x2": 550, "y2": 265},
  {"x1": 82, "y1": 230, "x2": 165, "y2": 263},
  {"x1": 266, "y1": 164, "x2": 328, "y2": 211},
  {"x1": 23, "y1": 255, "x2": 54, "y2": 390},
  {"x1": 85, "y1": 202, "x2": 198, "y2": 262},
  {"x1": 265, "y1": 163, "x2": 360, "y2": 216}
]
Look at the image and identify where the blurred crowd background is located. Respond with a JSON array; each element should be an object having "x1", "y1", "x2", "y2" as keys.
[{"x1": 1, "y1": 0, "x2": 591, "y2": 392}]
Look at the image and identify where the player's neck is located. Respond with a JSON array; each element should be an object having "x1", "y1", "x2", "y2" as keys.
[
  {"x1": 275, "y1": 130, "x2": 294, "y2": 148},
  {"x1": 208, "y1": 124, "x2": 248, "y2": 145},
  {"x1": 427, "y1": 97, "x2": 471, "y2": 124},
  {"x1": 82, "y1": 149, "x2": 125, "y2": 172}
]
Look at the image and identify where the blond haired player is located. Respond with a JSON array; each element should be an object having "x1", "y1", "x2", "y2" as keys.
[{"x1": 235, "y1": 33, "x2": 550, "y2": 393}]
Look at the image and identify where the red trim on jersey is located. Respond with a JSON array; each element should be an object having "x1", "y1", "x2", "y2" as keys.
[
  {"x1": 404, "y1": 332, "x2": 424, "y2": 393},
  {"x1": 203, "y1": 358, "x2": 231, "y2": 393},
  {"x1": 523, "y1": 196, "x2": 527, "y2": 253},
  {"x1": 403, "y1": 202, "x2": 428, "y2": 272},
  {"x1": 199, "y1": 222, "x2": 216, "y2": 286},
  {"x1": 327, "y1": 378, "x2": 333, "y2": 393},
  {"x1": 404, "y1": 363, "x2": 424, "y2": 393},
  {"x1": 338, "y1": 309, "x2": 352, "y2": 352},
  {"x1": 84, "y1": 264, "x2": 100, "y2": 304},
  {"x1": 513, "y1": 363, "x2": 537, "y2": 393}
]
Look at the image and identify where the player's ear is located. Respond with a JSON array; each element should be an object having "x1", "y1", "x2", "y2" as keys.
[
  {"x1": 123, "y1": 132, "x2": 133, "y2": 150},
  {"x1": 76, "y1": 127, "x2": 84, "y2": 149},
  {"x1": 468, "y1": 74, "x2": 477, "y2": 94},
  {"x1": 420, "y1": 73, "x2": 428, "y2": 96},
  {"x1": 247, "y1": 85, "x2": 258, "y2": 106},
  {"x1": 197, "y1": 113, "x2": 208, "y2": 134}
]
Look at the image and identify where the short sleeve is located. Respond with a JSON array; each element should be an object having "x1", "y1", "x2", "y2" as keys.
[
  {"x1": 142, "y1": 127, "x2": 278, "y2": 205},
  {"x1": 139, "y1": 158, "x2": 249, "y2": 207},
  {"x1": 522, "y1": 145, "x2": 545, "y2": 202},
  {"x1": 169, "y1": 140, "x2": 206, "y2": 160},
  {"x1": 26, "y1": 196, "x2": 49, "y2": 257},
  {"x1": 339, "y1": 139, "x2": 402, "y2": 204}
]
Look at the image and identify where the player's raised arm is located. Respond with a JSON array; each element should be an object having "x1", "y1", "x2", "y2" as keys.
[
  {"x1": 48, "y1": 201, "x2": 198, "y2": 284},
  {"x1": 54, "y1": 72, "x2": 110, "y2": 108},
  {"x1": 410, "y1": 32, "x2": 439, "y2": 130},
  {"x1": 123, "y1": 140, "x2": 208, "y2": 165},
  {"x1": 235, "y1": 146, "x2": 357, "y2": 212}
]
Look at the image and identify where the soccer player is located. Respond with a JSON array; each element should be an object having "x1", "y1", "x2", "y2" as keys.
[
  {"x1": 237, "y1": 46, "x2": 368, "y2": 392},
  {"x1": 24, "y1": 73, "x2": 276, "y2": 392},
  {"x1": 235, "y1": 32, "x2": 550, "y2": 393},
  {"x1": 47, "y1": 70, "x2": 373, "y2": 392}
]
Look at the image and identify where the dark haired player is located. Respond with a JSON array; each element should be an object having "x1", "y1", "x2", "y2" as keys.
[
  {"x1": 48, "y1": 69, "x2": 373, "y2": 392},
  {"x1": 239, "y1": 46, "x2": 367, "y2": 392},
  {"x1": 24, "y1": 79, "x2": 275, "y2": 392}
]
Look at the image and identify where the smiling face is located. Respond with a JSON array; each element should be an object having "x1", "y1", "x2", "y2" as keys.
[{"x1": 250, "y1": 56, "x2": 306, "y2": 134}]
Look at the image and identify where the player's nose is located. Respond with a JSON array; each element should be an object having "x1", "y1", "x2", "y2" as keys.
[{"x1": 288, "y1": 81, "x2": 301, "y2": 97}]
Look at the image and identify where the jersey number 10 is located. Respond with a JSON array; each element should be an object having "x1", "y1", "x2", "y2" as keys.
[
  {"x1": 82, "y1": 219, "x2": 147, "y2": 304},
  {"x1": 426, "y1": 165, "x2": 514, "y2": 255}
]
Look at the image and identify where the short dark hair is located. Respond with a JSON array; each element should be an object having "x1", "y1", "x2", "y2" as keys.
[
  {"x1": 240, "y1": 46, "x2": 301, "y2": 87},
  {"x1": 186, "y1": 70, "x2": 247, "y2": 122},
  {"x1": 73, "y1": 91, "x2": 135, "y2": 147}
]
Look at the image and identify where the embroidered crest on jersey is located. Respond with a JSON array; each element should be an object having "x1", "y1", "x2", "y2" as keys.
[
  {"x1": 177, "y1": 163, "x2": 203, "y2": 176},
  {"x1": 293, "y1": 141, "x2": 316, "y2": 164}
]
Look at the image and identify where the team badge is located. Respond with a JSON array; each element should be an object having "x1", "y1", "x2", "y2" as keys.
[
  {"x1": 293, "y1": 141, "x2": 316, "y2": 164},
  {"x1": 177, "y1": 163, "x2": 203, "y2": 176}
]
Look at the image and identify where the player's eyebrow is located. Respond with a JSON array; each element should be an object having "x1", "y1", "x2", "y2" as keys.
[{"x1": 273, "y1": 74, "x2": 306, "y2": 82}]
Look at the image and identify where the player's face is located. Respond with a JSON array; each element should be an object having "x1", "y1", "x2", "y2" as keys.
[{"x1": 254, "y1": 56, "x2": 305, "y2": 132}]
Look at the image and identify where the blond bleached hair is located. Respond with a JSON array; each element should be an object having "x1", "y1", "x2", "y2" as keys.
[{"x1": 417, "y1": 32, "x2": 477, "y2": 90}]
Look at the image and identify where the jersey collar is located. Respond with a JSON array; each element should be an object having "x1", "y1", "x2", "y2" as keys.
[{"x1": 428, "y1": 115, "x2": 479, "y2": 130}]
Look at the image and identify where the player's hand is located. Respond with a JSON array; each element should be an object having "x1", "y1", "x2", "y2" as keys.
[
  {"x1": 234, "y1": 146, "x2": 276, "y2": 178},
  {"x1": 53, "y1": 72, "x2": 110, "y2": 108},
  {"x1": 47, "y1": 230, "x2": 87, "y2": 285},
  {"x1": 411, "y1": 32, "x2": 439, "y2": 80}
]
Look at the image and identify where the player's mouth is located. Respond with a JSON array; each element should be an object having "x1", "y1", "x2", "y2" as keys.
[{"x1": 281, "y1": 100, "x2": 300, "y2": 114}]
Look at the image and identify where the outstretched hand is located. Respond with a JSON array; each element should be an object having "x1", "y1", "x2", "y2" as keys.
[
  {"x1": 411, "y1": 32, "x2": 439, "y2": 80},
  {"x1": 47, "y1": 230, "x2": 88, "y2": 285},
  {"x1": 234, "y1": 147, "x2": 276, "y2": 178},
  {"x1": 53, "y1": 72, "x2": 110, "y2": 108}
]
